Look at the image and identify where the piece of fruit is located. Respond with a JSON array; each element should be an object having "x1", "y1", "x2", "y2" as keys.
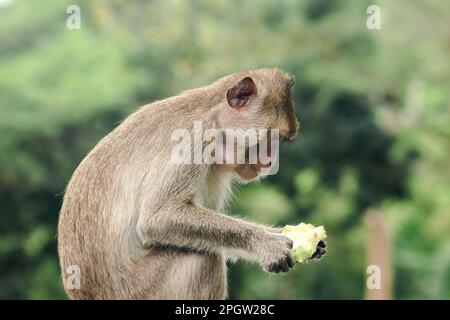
[{"x1": 282, "y1": 223, "x2": 327, "y2": 263}]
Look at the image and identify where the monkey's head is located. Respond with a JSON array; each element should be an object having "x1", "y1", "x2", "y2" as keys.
[{"x1": 214, "y1": 68, "x2": 300, "y2": 181}]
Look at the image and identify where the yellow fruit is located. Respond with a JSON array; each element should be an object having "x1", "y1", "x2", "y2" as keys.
[{"x1": 282, "y1": 223, "x2": 327, "y2": 263}]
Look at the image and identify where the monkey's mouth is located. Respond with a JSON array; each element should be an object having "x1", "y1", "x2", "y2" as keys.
[{"x1": 233, "y1": 142, "x2": 274, "y2": 180}]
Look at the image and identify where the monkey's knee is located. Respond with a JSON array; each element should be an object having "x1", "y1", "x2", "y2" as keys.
[
  {"x1": 159, "y1": 252, "x2": 227, "y2": 299},
  {"x1": 194, "y1": 253, "x2": 227, "y2": 299}
]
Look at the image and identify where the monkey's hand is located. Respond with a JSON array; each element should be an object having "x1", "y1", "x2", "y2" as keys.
[
  {"x1": 311, "y1": 240, "x2": 327, "y2": 260},
  {"x1": 256, "y1": 234, "x2": 295, "y2": 273}
]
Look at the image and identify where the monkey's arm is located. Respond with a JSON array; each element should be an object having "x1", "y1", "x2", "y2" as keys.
[
  {"x1": 137, "y1": 201, "x2": 263, "y2": 252},
  {"x1": 136, "y1": 201, "x2": 294, "y2": 272}
]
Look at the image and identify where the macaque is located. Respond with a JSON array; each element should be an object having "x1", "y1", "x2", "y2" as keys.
[{"x1": 57, "y1": 67, "x2": 325, "y2": 299}]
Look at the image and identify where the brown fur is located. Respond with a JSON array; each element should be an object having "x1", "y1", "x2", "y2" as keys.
[{"x1": 57, "y1": 67, "x2": 300, "y2": 299}]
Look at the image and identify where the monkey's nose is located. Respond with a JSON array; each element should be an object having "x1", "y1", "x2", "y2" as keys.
[
  {"x1": 286, "y1": 78, "x2": 295, "y2": 89},
  {"x1": 282, "y1": 120, "x2": 299, "y2": 142}
]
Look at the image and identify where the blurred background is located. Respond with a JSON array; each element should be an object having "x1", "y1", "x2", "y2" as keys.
[{"x1": 0, "y1": 0, "x2": 449, "y2": 299}]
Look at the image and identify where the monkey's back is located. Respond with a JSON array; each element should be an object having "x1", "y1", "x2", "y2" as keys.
[
  {"x1": 56, "y1": 100, "x2": 222, "y2": 299},
  {"x1": 57, "y1": 82, "x2": 243, "y2": 299},
  {"x1": 57, "y1": 104, "x2": 167, "y2": 299},
  {"x1": 58, "y1": 138, "x2": 127, "y2": 298}
]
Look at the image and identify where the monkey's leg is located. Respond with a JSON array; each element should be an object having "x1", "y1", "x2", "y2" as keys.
[{"x1": 148, "y1": 251, "x2": 227, "y2": 299}]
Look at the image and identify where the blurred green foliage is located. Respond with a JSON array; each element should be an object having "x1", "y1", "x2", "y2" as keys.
[{"x1": 0, "y1": 0, "x2": 449, "y2": 299}]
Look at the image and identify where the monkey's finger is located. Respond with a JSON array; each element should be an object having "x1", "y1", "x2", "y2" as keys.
[
  {"x1": 279, "y1": 261, "x2": 290, "y2": 273},
  {"x1": 287, "y1": 255, "x2": 295, "y2": 268},
  {"x1": 281, "y1": 253, "x2": 296, "y2": 272},
  {"x1": 317, "y1": 240, "x2": 327, "y2": 248},
  {"x1": 267, "y1": 263, "x2": 278, "y2": 273},
  {"x1": 280, "y1": 236, "x2": 293, "y2": 249},
  {"x1": 272, "y1": 264, "x2": 282, "y2": 273},
  {"x1": 266, "y1": 227, "x2": 282, "y2": 233}
]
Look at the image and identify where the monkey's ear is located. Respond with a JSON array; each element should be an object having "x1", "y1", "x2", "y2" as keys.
[{"x1": 226, "y1": 77, "x2": 257, "y2": 109}]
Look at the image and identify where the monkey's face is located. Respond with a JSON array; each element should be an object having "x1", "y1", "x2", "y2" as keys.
[{"x1": 217, "y1": 68, "x2": 299, "y2": 182}]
